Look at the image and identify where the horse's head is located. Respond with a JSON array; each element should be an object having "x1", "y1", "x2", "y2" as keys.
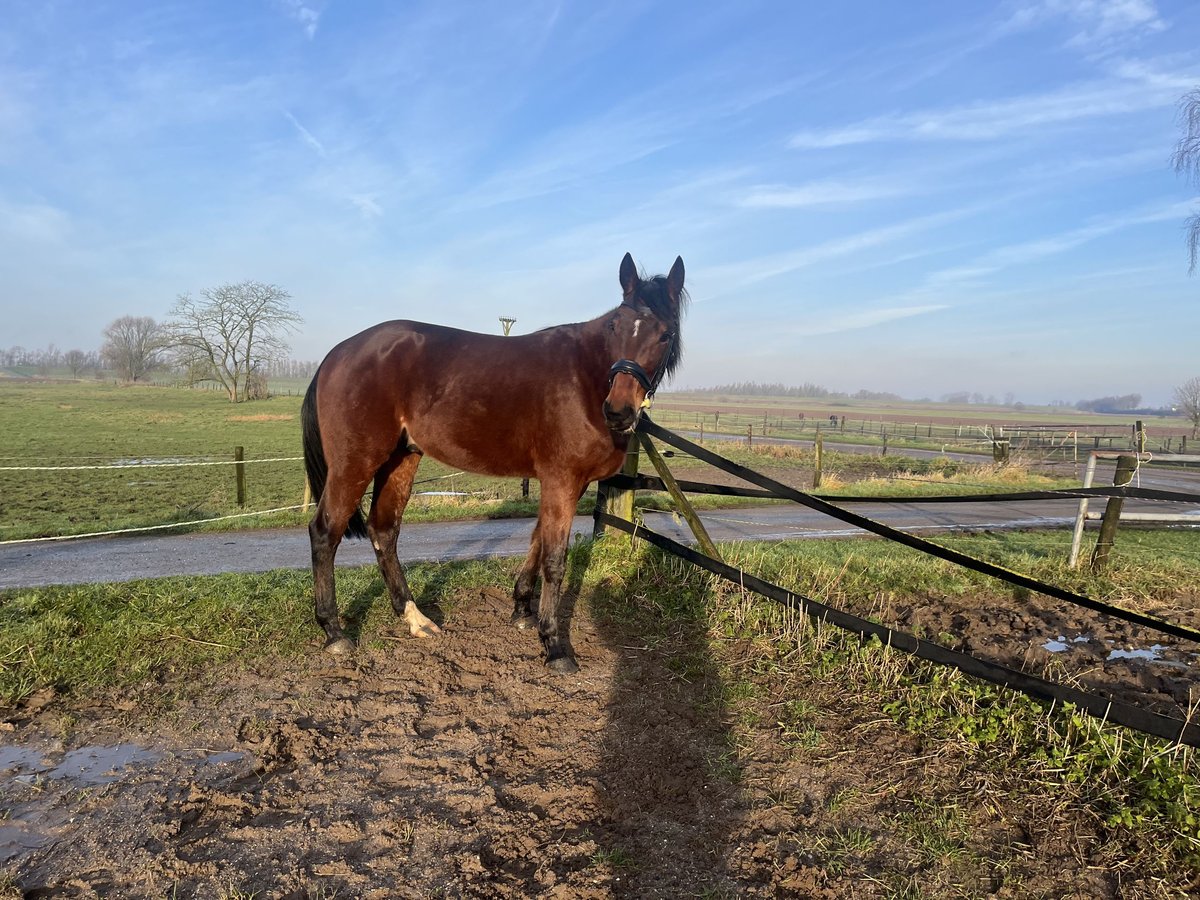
[{"x1": 603, "y1": 252, "x2": 686, "y2": 433}]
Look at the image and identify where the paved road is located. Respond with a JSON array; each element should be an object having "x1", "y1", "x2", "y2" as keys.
[{"x1": 4, "y1": 489, "x2": 1198, "y2": 590}]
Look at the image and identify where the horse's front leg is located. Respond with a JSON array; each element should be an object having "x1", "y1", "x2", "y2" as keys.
[
  {"x1": 535, "y1": 481, "x2": 581, "y2": 673},
  {"x1": 511, "y1": 519, "x2": 542, "y2": 629}
]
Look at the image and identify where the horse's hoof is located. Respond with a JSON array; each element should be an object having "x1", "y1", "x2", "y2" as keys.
[
  {"x1": 511, "y1": 613, "x2": 536, "y2": 630},
  {"x1": 324, "y1": 637, "x2": 356, "y2": 655},
  {"x1": 547, "y1": 655, "x2": 580, "y2": 675}
]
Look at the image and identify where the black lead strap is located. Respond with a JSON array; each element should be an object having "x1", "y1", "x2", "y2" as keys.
[{"x1": 634, "y1": 416, "x2": 1200, "y2": 645}]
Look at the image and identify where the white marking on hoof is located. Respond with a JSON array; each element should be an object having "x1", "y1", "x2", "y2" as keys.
[
  {"x1": 325, "y1": 637, "x2": 356, "y2": 655},
  {"x1": 404, "y1": 601, "x2": 442, "y2": 639}
]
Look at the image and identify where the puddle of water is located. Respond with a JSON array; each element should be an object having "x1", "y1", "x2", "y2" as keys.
[
  {"x1": 1105, "y1": 645, "x2": 1193, "y2": 670},
  {"x1": 0, "y1": 746, "x2": 52, "y2": 775},
  {"x1": 201, "y1": 750, "x2": 244, "y2": 766},
  {"x1": 48, "y1": 744, "x2": 162, "y2": 785},
  {"x1": 1041, "y1": 635, "x2": 1092, "y2": 653},
  {"x1": 0, "y1": 743, "x2": 163, "y2": 787},
  {"x1": 0, "y1": 824, "x2": 48, "y2": 864}
]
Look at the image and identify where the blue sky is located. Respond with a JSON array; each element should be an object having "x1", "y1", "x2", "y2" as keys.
[{"x1": 1, "y1": 0, "x2": 1197, "y2": 403}]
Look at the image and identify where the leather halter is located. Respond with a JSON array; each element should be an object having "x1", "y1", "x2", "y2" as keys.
[{"x1": 608, "y1": 358, "x2": 654, "y2": 394}]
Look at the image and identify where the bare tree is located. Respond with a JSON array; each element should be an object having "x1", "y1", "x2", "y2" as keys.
[
  {"x1": 1175, "y1": 376, "x2": 1200, "y2": 437},
  {"x1": 63, "y1": 349, "x2": 90, "y2": 378},
  {"x1": 1172, "y1": 88, "x2": 1200, "y2": 273},
  {"x1": 167, "y1": 281, "x2": 302, "y2": 402},
  {"x1": 101, "y1": 316, "x2": 166, "y2": 382}
]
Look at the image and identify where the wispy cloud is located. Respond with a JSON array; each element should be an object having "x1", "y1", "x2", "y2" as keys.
[
  {"x1": 278, "y1": 0, "x2": 321, "y2": 39},
  {"x1": 283, "y1": 110, "x2": 326, "y2": 157},
  {"x1": 919, "y1": 199, "x2": 1194, "y2": 289},
  {"x1": 739, "y1": 178, "x2": 913, "y2": 209},
  {"x1": 705, "y1": 203, "x2": 989, "y2": 294},
  {"x1": 1011, "y1": 0, "x2": 1165, "y2": 53},
  {"x1": 348, "y1": 194, "x2": 383, "y2": 218},
  {"x1": 790, "y1": 64, "x2": 1191, "y2": 148},
  {"x1": 787, "y1": 304, "x2": 949, "y2": 338},
  {"x1": 0, "y1": 197, "x2": 71, "y2": 243}
]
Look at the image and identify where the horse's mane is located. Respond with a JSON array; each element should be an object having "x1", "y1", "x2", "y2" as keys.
[{"x1": 636, "y1": 272, "x2": 689, "y2": 386}]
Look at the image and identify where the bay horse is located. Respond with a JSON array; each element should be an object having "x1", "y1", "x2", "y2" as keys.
[{"x1": 301, "y1": 253, "x2": 686, "y2": 673}]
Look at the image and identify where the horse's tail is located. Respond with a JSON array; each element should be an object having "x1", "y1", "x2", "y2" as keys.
[{"x1": 302, "y1": 368, "x2": 369, "y2": 539}]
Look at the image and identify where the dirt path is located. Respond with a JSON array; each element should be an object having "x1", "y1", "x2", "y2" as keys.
[
  {"x1": 1, "y1": 587, "x2": 759, "y2": 898},
  {"x1": 1, "y1": 575, "x2": 1195, "y2": 897}
]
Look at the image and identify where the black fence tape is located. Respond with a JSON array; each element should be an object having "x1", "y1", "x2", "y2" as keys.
[
  {"x1": 632, "y1": 416, "x2": 1200, "y2": 645},
  {"x1": 605, "y1": 473, "x2": 1200, "y2": 506},
  {"x1": 595, "y1": 510, "x2": 1200, "y2": 748}
]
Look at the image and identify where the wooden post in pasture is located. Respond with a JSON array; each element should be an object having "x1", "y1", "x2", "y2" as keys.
[
  {"x1": 1067, "y1": 452, "x2": 1098, "y2": 569},
  {"x1": 813, "y1": 431, "x2": 824, "y2": 489},
  {"x1": 234, "y1": 446, "x2": 246, "y2": 507},
  {"x1": 699, "y1": 421, "x2": 704, "y2": 443},
  {"x1": 639, "y1": 434, "x2": 722, "y2": 561},
  {"x1": 1135, "y1": 420, "x2": 1146, "y2": 454},
  {"x1": 1090, "y1": 454, "x2": 1137, "y2": 572},
  {"x1": 747, "y1": 425, "x2": 753, "y2": 448},
  {"x1": 881, "y1": 434, "x2": 888, "y2": 456},
  {"x1": 608, "y1": 440, "x2": 640, "y2": 527}
]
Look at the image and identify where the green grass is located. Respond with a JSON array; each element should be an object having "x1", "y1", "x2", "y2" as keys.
[{"x1": 0, "y1": 381, "x2": 1094, "y2": 543}]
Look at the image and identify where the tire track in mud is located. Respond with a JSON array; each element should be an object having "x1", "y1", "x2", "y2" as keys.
[{"x1": 2, "y1": 587, "x2": 756, "y2": 898}]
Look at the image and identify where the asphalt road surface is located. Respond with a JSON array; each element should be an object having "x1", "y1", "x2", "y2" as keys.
[{"x1": 3, "y1": 487, "x2": 1198, "y2": 590}]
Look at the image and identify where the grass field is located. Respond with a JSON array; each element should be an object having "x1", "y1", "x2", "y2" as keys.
[{"x1": 0, "y1": 379, "x2": 1162, "y2": 542}]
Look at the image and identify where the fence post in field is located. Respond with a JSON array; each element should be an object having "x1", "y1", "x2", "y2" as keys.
[
  {"x1": 813, "y1": 431, "x2": 824, "y2": 489},
  {"x1": 234, "y1": 446, "x2": 246, "y2": 507},
  {"x1": 747, "y1": 425, "x2": 753, "y2": 448},
  {"x1": 881, "y1": 433, "x2": 888, "y2": 456},
  {"x1": 1135, "y1": 420, "x2": 1145, "y2": 454},
  {"x1": 1067, "y1": 452, "x2": 1099, "y2": 568},
  {"x1": 639, "y1": 433, "x2": 721, "y2": 561},
  {"x1": 604, "y1": 441, "x2": 640, "y2": 535},
  {"x1": 1090, "y1": 454, "x2": 1137, "y2": 572}
]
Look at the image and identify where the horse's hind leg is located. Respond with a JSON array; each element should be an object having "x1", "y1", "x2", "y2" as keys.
[
  {"x1": 511, "y1": 519, "x2": 542, "y2": 629},
  {"x1": 310, "y1": 478, "x2": 373, "y2": 654},
  {"x1": 368, "y1": 451, "x2": 440, "y2": 638}
]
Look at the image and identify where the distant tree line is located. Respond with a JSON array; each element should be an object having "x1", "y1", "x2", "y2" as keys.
[
  {"x1": 1072, "y1": 394, "x2": 1143, "y2": 413},
  {"x1": 1, "y1": 344, "x2": 102, "y2": 377},
  {"x1": 695, "y1": 381, "x2": 909, "y2": 402}
]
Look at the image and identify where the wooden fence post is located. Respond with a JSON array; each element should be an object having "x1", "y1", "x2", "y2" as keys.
[
  {"x1": 1090, "y1": 454, "x2": 1137, "y2": 572},
  {"x1": 605, "y1": 440, "x2": 640, "y2": 531},
  {"x1": 1067, "y1": 452, "x2": 1098, "y2": 569},
  {"x1": 813, "y1": 432, "x2": 824, "y2": 489},
  {"x1": 747, "y1": 425, "x2": 753, "y2": 448},
  {"x1": 639, "y1": 434, "x2": 722, "y2": 561},
  {"x1": 234, "y1": 446, "x2": 246, "y2": 507}
]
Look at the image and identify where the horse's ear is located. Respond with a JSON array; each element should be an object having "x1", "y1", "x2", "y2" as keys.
[
  {"x1": 667, "y1": 256, "x2": 685, "y2": 304},
  {"x1": 619, "y1": 252, "x2": 638, "y2": 297}
]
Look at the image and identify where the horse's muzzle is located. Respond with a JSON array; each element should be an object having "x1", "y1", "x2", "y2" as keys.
[{"x1": 603, "y1": 401, "x2": 639, "y2": 433}]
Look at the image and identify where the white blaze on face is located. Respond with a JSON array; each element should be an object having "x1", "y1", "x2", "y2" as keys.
[{"x1": 632, "y1": 319, "x2": 642, "y2": 338}]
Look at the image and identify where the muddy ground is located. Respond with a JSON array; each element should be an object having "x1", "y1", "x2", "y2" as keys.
[{"x1": 1, "y1": 562, "x2": 1196, "y2": 898}]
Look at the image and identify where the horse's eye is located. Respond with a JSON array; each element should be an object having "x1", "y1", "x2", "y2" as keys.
[{"x1": 659, "y1": 332, "x2": 673, "y2": 343}]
